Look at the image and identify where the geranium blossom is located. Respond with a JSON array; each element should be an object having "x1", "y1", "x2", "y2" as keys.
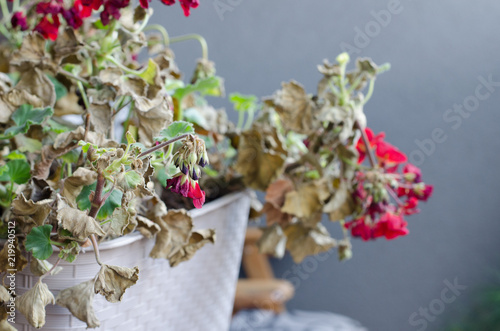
[
  {"x1": 356, "y1": 127, "x2": 407, "y2": 166},
  {"x1": 166, "y1": 173, "x2": 206, "y2": 209}
]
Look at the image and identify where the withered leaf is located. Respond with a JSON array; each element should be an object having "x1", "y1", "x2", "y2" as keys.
[
  {"x1": 149, "y1": 209, "x2": 193, "y2": 260},
  {"x1": 235, "y1": 128, "x2": 286, "y2": 191},
  {"x1": 264, "y1": 81, "x2": 317, "y2": 134},
  {"x1": 134, "y1": 95, "x2": 173, "y2": 146},
  {"x1": 11, "y1": 193, "x2": 53, "y2": 232},
  {"x1": 6, "y1": 68, "x2": 56, "y2": 108},
  {"x1": 54, "y1": 92, "x2": 84, "y2": 116},
  {"x1": 323, "y1": 181, "x2": 355, "y2": 221},
  {"x1": 104, "y1": 207, "x2": 136, "y2": 237},
  {"x1": 0, "y1": 286, "x2": 10, "y2": 303},
  {"x1": 136, "y1": 215, "x2": 160, "y2": 239},
  {"x1": 62, "y1": 167, "x2": 97, "y2": 208},
  {"x1": 264, "y1": 179, "x2": 295, "y2": 209},
  {"x1": 52, "y1": 28, "x2": 83, "y2": 62},
  {"x1": 281, "y1": 182, "x2": 329, "y2": 219},
  {"x1": 284, "y1": 223, "x2": 336, "y2": 263},
  {"x1": 168, "y1": 229, "x2": 216, "y2": 267},
  {"x1": 57, "y1": 206, "x2": 105, "y2": 240},
  {"x1": 88, "y1": 103, "x2": 112, "y2": 136},
  {"x1": 0, "y1": 237, "x2": 28, "y2": 273},
  {"x1": 56, "y1": 279, "x2": 100, "y2": 328},
  {"x1": 94, "y1": 264, "x2": 139, "y2": 303},
  {"x1": 257, "y1": 224, "x2": 287, "y2": 259},
  {"x1": 17, "y1": 280, "x2": 55, "y2": 329},
  {"x1": 10, "y1": 32, "x2": 51, "y2": 71}
]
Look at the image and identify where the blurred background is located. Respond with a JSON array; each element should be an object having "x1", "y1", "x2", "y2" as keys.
[{"x1": 151, "y1": 1, "x2": 500, "y2": 330}]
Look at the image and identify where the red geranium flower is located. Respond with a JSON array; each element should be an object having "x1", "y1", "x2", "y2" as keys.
[
  {"x1": 34, "y1": 15, "x2": 60, "y2": 41},
  {"x1": 161, "y1": 0, "x2": 199, "y2": 16},
  {"x1": 346, "y1": 218, "x2": 373, "y2": 241},
  {"x1": 356, "y1": 128, "x2": 407, "y2": 166},
  {"x1": 11, "y1": 12, "x2": 29, "y2": 31},
  {"x1": 403, "y1": 197, "x2": 419, "y2": 215},
  {"x1": 373, "y1": 212, "x2": 409, "y2": 240},
  {"x1": 36, "y1": 0, "x2": 63, "y2": 15},
  {"x1": 166, "y1": 173, "x2": 206, "y2": 209},
  {"x1": 403, "y1": 163, "x2": 422, "y2": 183}
]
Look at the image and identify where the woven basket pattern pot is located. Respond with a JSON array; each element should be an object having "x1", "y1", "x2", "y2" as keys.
[{"x1": 12, "y1": 190, "x2": 251, "y2": 331}]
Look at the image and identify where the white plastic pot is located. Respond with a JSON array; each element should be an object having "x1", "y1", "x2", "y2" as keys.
[{"x1": 13, "y1": 190, "x2": 251, "y2": 331}]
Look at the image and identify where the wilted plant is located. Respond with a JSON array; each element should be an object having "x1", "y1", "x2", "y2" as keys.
[{"x1": 233, "y1": 53, "x2": 434, "y2": 263}]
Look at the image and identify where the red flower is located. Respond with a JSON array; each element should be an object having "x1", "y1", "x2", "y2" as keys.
[
  {"x1": 346, "y1": 218, "x2": 373, "y2": 241},
  {"x1": 81, "y1": 0, "x2": 103, "y2": 10},
  {"x1": 34, "y1": 15, "x2": 60, "y2": 41},
  {"x1": 61, "y1": 7, "x2": 84, "y2": 29},
  {"x1": 36, "y1": 0, "x2": 63, "y2": 14},
  {"x1": 356, "y1": 128, "x2": 407, "y2": 166},
  {"x1": 403, "y1": 197, "x2": 419, "y2": 215},
  {"x1": 166, "y1": 174, "x2": 205, "y2": 209},
  {"x1": 398, "y1": 183, "x2": 433, "y2": 202},
  {"x1": 160, "y1": 0, "x2": 199, "y2": 16},
  {"x1": 373, "y1": 212, "x2": 409, "y2": 240},
  {"x1": 100, "y1": 0, "x2": 130, "y2": 26},
  {"x1": 403, "y1": 163, "x2": 422, "y2": 183},
  {"x1": 139, "y1": 0, "x2": 150, "y2": 9},
  {"x1": 11, "y1": 12, "x2": 29, "y2": 31}
]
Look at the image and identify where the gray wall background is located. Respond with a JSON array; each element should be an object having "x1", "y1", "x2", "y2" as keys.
[{"x1": 151, "y1": 1, "x2": 500, "y2": 330}]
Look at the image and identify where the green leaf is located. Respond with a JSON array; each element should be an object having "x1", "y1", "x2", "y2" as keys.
[
  {"x1": 172, "y1": 76, "x2": 221, "y2": 101},
  {"x1": 60, "y1": 149, "x2": 80, "y2": 164},
  {"x1": 45, "y1": 119, "x2": 72, "y2": 134},
  {"x1": 156, "y1": 121, "x2": 194, "y2": 142},
  {"x1": 122, "y1": 171, "x2": 142, "y2": 190},
  {"x1": 0, "y1": 159, "x2": 31, "y2": 184},
  {"x1": 26, "y1": 225, "x2": 54, "y2": 260},
  {"x1": 229, "y1": 93, "x2": 258, "y2": 112},
  {"x1": 137, "y1": 59, "x2": 158, "y2": 85},
  {"x1": 1, "y1": 104, "x2": 54, "y2": 139},
  {"x1": 76, "y1": 184, "x2": 123, "y2": 220},
  {"x1": 5, "y1": 150, "x2": 26, "y2": 161},
  {"x1": 183, "y1": 107, "x2": 209, "y2": 129},
  {"x1": 58, "y1": 241, "x2": 79, "y2": 263},
  {"x1": 48, "y1": 76, "x2": 68, "y2": 101},
  {"x1": 154, "y1": 163, "x2": 177, "y2": 187}
]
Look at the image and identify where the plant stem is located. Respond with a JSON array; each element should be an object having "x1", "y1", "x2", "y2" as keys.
[
  {"x1": 386, "y1": 185, "x2": 405, "y2": 207},
  {"x1": 143, "y1": 24, "x2": 170, "y2": 46},
  {"x1": 138, "y1": 133, "x2": 191, "y2": 158},
  {"x1": 12, "y1": 0, "x2": 19, "y2": 12},
  {"x1": 105, "y1": 55, "x2": 144, "y2": 76},
  {"x1": 169, "y1": 34, "x2": 208, "y2": 60},
  {"x1": 77, "y1": 81, "x2": 90, "y2": 110},
  {"x1": 0, "y1": 1, "x2": 9, "y2": 25},
  {"x1": 40, "y1": 257, "x2": 62, "y2": 280},
  {"x1": 355, "y1": 120, "x2": 377, "y2": 168},
  {"x1": 58, "y1": 69, "x2": 89, "y2": 85},
  {"x1": 362, "y1": 78, "x2": 375, "y2": 105},
  {"x1": 244, "y1": 109, "x2": 255, "y2": 130},
  {"x1": 89, "y1": 234, "x2": 102, "y2": 265},
  {"x1": 236, "y1": 111, "x2": 245, "y2": 129}
]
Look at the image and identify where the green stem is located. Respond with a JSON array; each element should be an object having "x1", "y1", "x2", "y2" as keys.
[
  {"x1": 236, "y1": 111, "x2": 245, "y2": 129},
  {"x1": 39, "y1": 257, "x2": 62, "y2": 280},
  {"x1": 77, "y1": 81, "x2": 90, "y2": 110},
  {"x1": 12, "y1": 0, "x2": 19, "y2": 12},
  {"x1": 362, "y1": 79, "x2": 375, "y2": 105},
  {"x1": 143, "y1": 24, "x2": 170, "y2": 46},
  {"x1": 58, "y1": 69, "x2": 89, "y2": 85},
  {"x1": 0, "y1": 22, "x2": 11, "y2": 40},
  {"x1": 105, "y1": 55, "x2": 144, "y2": 76},
  {"x1": 135, "y1": 13, "x2": 150, "y2": 32},
  {"x1": 244, "y1": 109, "x2": 255, "y2": 130},
  {"x1": 138, "y1": 133, "x2": 191, "y2": 158},
  {"x1": 0, "y1": 0, "x2": 9, "y2": 25},
  {"x1": 169, "y1": 34, "x2": 208, "y2": 60}
]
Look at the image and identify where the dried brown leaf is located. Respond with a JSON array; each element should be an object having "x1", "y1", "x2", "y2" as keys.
[
  {"x1": 168, "y1": 229, "x2": 216, "y2": 267},
  {"x1": 56, "y1": 279, "x2": 100, "y2": 328},
  {"x1": 17, "y1": 280, "x2": 55, "y2": 329},
  {"x1": 94, "y1": 264, "x2": 139, "y2": 303},
  {"x1": 149, "y1": 209, "x2": 193, "y2": 260},
  {"x1": 257, "y1": 224, "x2": 287, "y2": 258},
  {"x1": 57, "y1": 206, "x2": 105, "y2": 240},
  {"x1": 0, "y1": 237, "x2": 28, "y2": 274},
  {"x1": 62, "y1": 167, "x2": 97, "y2": 208},
  {"x1": 284, "y1": 223, "x2": 336, "y2": 263}
]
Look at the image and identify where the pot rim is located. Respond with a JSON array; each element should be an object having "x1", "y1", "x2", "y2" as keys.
[{"x1": 1, "y1": 189, "x2": 251, "y2": 252}]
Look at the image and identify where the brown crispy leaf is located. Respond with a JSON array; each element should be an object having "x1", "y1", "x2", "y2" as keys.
[
  {"x1": 264, "y1": 81, "x2": 317, "y2": 134},
  {"x1": 0, "y1": 286, "x2": 10, "y2": 304},
  {"x1": 88, "y1": 103, "x2": 112, "y2": 136},
  {"x1": 17, "y1": 280, "x2": 55, "y2": 329},
  {"x1": 10, "y1": 33, "x2": 52, "y2": 71},
  {"x1": 94, "y1": 264, "x2": 139, "y2": 303},
  {"x1": 149, "y1": 209, "x2": 193, "y2": 260},
  {"x1": 62, "y1": 167, "x2": 97, "y2": 208},
  {"x1": 168, "y1": 229, "x2": 216, "y2": 267},
  {"x1": 57, "y1": 206, "x2": 105, "y2": 240},
  {"x1": 52, "y1": 28, "x2": 83, "y2": 62},
  {"x1": 281, "y1": 182, "x2": 329, "y2": 219},
  {"x1": 11, "y1": 193, "x2": 53, "y2": 232},
  {"x1": 284, "y1": 223, "x2": 336, "y2": 263},
  {"x1": 134, "y1": 95, "x2": 173, "y2": 146},
  {"x1": 136, "y1": 215, "x2": 160, "y2": 239},
  {"x1": 235, "y1": 128, "x2": 285, "y2": 191},
  {"x1": 0, "y1": 237, "x2": 28, "y2": 274},
  {"x1": 56, "y1": 279, "x2": 100, "y2": 328},
  {"x1": 54, "y1": 92, "x2": 84, "y2": 116},
  {"x1": 6, "y1": 68, "x2": 56, "y2": 108}
]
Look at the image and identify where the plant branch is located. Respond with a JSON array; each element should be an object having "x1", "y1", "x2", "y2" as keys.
[
  {"x1": 89, "y1": 234, "x2": 102, "y2": 265},
  {"x1": 355, "y1": 120, "x2": 377, "y2": 168},
  {"x1": 362, "y1": 78, "x2": 375, "y2": 105},
  {"x1": 144, "y1": 24, "x2": 170, "y2": 46},
  {"x1": 39, "y1": 257, "x2": 62, "y2": 280},
  {"x1": 58, "y1": 69, "x2": 89, "y2": 85},
  {"x1": 138, "y1": 133, "x2": 191, "y2": 158},
  {"x1": 169, "y1": 34, "x2": 208, "y2": 60}
]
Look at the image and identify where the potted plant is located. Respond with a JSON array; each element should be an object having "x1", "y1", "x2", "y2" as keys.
[{"x1": 0, "y1": 1, "x2": 251, "y2": 330}]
